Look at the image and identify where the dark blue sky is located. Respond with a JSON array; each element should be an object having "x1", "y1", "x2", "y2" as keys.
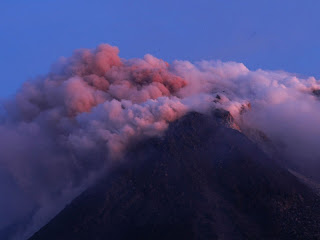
[{"x1": 1, "y1": 0, "x2": 320, "y2": 97}]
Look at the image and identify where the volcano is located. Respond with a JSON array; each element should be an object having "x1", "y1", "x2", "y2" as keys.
[
  {"x1": 28, "y1": 110, "x2": 320, "y2": 240},
  {"x1": 1, "y1": 44, "x2": 320, "y2": 239}
]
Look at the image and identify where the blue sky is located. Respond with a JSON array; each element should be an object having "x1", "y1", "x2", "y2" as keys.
[{"x1": 1, "y1": 0, "x2": 320, "y2": 97}]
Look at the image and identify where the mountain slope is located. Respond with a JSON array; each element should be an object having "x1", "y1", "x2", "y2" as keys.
[{"x1": 29, "y1": 110, "x2": 320, "y2": 240}]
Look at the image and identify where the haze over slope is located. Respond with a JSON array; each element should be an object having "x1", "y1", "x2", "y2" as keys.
[
  {"x1": 30, "y1": 111, "x2": 320, "y2": 240},
  {"x1": 0, "y1": 44, "x2": 320, "y2": 239}
]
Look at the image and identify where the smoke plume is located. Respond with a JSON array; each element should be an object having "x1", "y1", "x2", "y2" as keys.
[{"x1": 1, "y1": 44, "x2": 320, "y2": 239}]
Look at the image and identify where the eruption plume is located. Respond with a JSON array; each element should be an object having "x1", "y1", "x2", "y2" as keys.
[{"x1": 1, "y1": 44, "x2": 320, "y2": 239}]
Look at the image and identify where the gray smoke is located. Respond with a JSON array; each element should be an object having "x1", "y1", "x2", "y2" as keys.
[{"x1": 0, "y1": 44, "x2": 320, "y2": 239}]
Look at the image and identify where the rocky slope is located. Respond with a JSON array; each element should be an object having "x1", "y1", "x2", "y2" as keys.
[{"x1": 29, "y1": 110, "x2": 320, "y2": 240}]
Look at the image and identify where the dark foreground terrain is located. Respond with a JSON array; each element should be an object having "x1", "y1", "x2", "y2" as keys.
[{"x1": 30, "y1": 110, "x2": 320, "y2": 240}]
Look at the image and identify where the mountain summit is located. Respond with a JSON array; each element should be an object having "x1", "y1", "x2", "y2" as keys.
[{"x1": 29, "y1": 110, "x2": 320, "y2": 240}]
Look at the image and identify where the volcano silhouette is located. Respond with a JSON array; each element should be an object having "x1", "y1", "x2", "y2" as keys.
[{"x1": 29, "y1": 110, "x2": 320, "y2": 240}]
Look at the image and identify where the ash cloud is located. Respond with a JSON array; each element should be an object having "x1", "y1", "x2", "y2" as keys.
[{"x1": 1, "y1": 44, "x2": 320, "y2": 239}]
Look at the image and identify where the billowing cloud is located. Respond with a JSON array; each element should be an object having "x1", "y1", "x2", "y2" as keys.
[{"x1": 1, "y1": 44, "x2": 320, "y2": 239}]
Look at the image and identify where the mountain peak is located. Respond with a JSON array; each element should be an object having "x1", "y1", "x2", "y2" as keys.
[{"x1": 30, "y1": 111, "x2": 320, "y2": 240}]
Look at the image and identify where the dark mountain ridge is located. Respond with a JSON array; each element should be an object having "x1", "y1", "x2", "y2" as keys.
[{"x1": 29, "y1": 110, "x2": 320, "y2": 240}]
